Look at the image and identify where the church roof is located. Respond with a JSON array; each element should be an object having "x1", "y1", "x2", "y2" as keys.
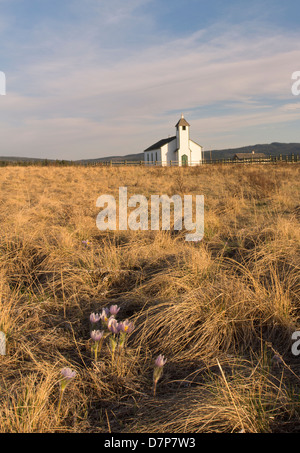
[
  {"x1": 144, "y1": 136, "x2": 176, "y2": 152},
  {"x1": 175, "y1": 114, "x2": 190, "y2": 128}
]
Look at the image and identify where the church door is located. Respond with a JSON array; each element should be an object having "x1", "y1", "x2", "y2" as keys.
[{"x1": 181, "y1": 154, "x2": 188, "y2": 166}]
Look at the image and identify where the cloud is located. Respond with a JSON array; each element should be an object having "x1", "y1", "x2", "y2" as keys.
[{"x1": 281, "y1": 103, "x2": 300, "y2": 111}]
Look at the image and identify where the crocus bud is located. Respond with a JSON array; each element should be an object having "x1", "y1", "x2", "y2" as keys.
[{"x1": 153, "y1": 355, "x2": 167, "y2": 396}]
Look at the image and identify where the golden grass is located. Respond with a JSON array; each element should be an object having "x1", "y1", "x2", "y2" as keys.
[{"x1": 0, "y1": 163, "x2": 299, "y2": 432}]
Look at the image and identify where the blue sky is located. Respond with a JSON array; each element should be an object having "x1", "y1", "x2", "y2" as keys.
[{"x1": 0, "y1": 0, "x2": 300, "y2": 159}]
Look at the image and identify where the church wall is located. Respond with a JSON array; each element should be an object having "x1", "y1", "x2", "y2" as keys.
[
  {"x1": 144, "y1": 148, "x2": 161, "y2": 165},
  {"x1": 163, "y1": 139, "x2": 177, "y2": 165},
  {"x1": 189, "y1": 141, "x2": 203, "y2": 165}
]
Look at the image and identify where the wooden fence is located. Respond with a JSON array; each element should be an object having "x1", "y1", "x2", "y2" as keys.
[
  {"x1": 0, "y1": 154, "x2": 299, "y2": 167},
  {"x1": 85, "y1": 154, "x2": 300, "y2": 167}
]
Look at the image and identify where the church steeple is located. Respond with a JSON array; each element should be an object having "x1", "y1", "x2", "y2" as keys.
[{"x1": 175, "y1": 113, "x2": 190, "y2": 129}]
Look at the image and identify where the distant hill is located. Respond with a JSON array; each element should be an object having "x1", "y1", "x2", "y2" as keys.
[
  {"x1": 75, "y1": 152, "x2": 144, "y2": 164},
  {"x1": 0, "y1": 156, "x2": 51, "y2": 162},
  {"x1": 1, "y1": 142, "x2": 300, "y2": 164},
  {"x1": 205, "y1": 143, "x2": 300, "y2": 160}
]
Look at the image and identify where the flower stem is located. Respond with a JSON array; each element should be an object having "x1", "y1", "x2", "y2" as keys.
[
  {"x1": 95, "y1": 338, "x2": 105, "y2": 362},
  {"x1": 57, "y1": 389, "x2": 64, "y2": 421},
  {"x1": 153, "y1": 380, "x2": 157, "y2": 397},
  {"x1": 94, "y1": 342, "x2": 99, "y2": 362}
]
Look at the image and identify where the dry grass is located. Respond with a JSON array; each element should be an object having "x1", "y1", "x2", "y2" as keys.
[{"x1": 0, "y1": 163, "x2": 300, "y2": 433}]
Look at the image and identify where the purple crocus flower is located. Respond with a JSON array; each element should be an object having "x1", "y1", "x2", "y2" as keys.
[
  {"x1": 90, "y1": 312, "x2": 101, "y2": 323},
  {"x1": 61, "y1": 367, "x2": 77, "y2": 380},
  {"x1": 118, "y1": 319, "x2": 135, "y2": 334},
  {"x1": 155, "y1": 354, "x2": 167, "y2": 368},
  {"x1": 58, "y1": 367, "x2": 77, "y2": 414},
  {"x1": 100, "y1": 308, "x2": 110, "y2": 323},
  {"x1": 107, "y1": 317, "x2": 119, "y2": 334},
  {"x1": 90, "y1": 330, "x2": 104, "y2": 342},
  {"x1": 60, "y1": 367, "x2": 77, "y2": 392},
  {"x1": 109, "y1": 304, "x2": 120, "y2": 316}
]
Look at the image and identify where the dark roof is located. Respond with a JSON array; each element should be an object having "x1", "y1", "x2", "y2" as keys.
[
  {"x1": 234, "y1": 152, "x2": 267, "y2": 159},
  {"x1": 144, "y1": 136, "x2": 176, "y2": 152},
  {"x1": 175, "y1": 118, "x2": 190, "y2": 128}
]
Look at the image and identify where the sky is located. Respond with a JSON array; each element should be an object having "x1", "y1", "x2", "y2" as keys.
[{"x1": 0, "y1": 0, "x2": 300, "y2": 160}]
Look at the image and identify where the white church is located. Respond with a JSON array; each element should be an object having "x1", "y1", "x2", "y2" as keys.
[{"x1": 144, "y1": 114, "x2": 203, "y2": 166}]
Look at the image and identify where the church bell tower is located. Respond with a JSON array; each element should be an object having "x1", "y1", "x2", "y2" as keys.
[{"x1": 175, "y1": 113, "x2": 190, "y2": 165}]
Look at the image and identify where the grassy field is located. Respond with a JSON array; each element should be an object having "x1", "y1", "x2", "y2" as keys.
[{"x1": 0, "y1": 164, "x2": 300, "y2": 433}]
